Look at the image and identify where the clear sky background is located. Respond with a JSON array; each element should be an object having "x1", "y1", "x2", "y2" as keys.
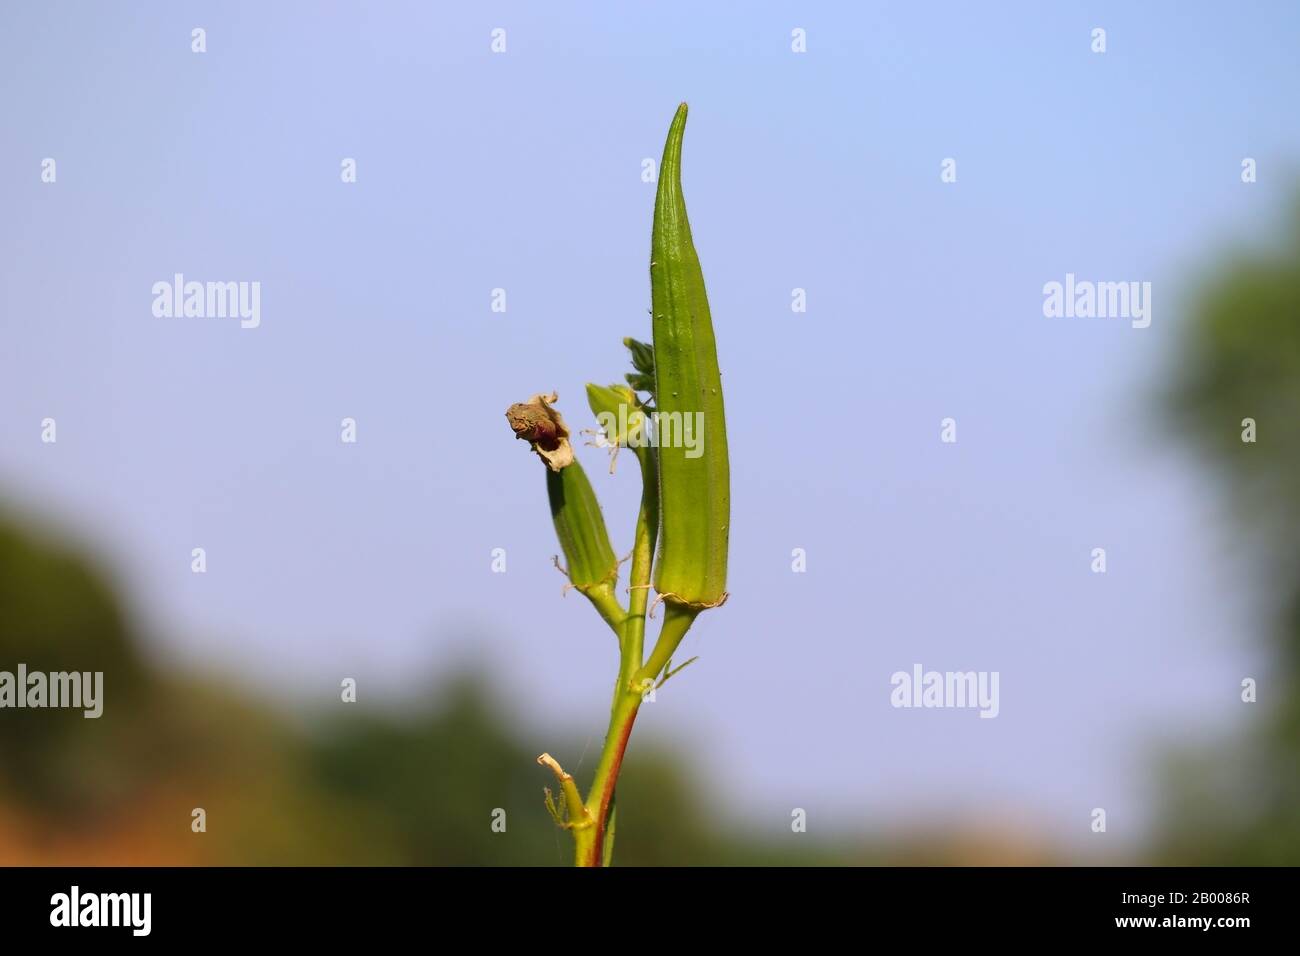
[{"x1": 3, "y1": 2, "x2": 1298, "y2": 851}]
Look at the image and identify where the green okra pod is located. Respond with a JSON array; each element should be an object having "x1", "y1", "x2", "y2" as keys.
[
  {"x1": 546, "y1": 460, "x2": 618, "y2": 592},
  {"x1": 506, "y1": 392, "x2": 619, "y2": 605},
  {"x1": 649, "y1": 103, "x2": 730, "y2": 611}
]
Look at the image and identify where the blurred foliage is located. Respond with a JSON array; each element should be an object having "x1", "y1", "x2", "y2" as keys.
[
  {"x1": 1157, "y1": 199, "x2": 1300, "y2": 864},
  {"x1": 1166, "y1": 204, "x2": 1300, "y2": 555},
  {"x1": 0, "y1": 517, "x2": 149, "y2": 812}
]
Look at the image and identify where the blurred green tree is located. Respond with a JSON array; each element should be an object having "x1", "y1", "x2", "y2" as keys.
[
  {"x1": 0, "y1": 513, "x2": 150, "y2": 811},
  {"x1": 1159, "y1": 200, "x2": 1300, "y2": 864}
]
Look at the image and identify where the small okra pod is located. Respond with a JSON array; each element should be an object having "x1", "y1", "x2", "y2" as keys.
[
  {"x1": 546, "y1": 459, "x2": 618, "y2": 593},
  {"x1": 506, "y1": 392, "x2": 619, "y2": 602},
  {"x1": 649, "y1": 103, "x2": 729, "y2": 611}
]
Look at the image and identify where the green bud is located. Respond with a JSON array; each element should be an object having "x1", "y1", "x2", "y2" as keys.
[
  {"x1": 585, "y1": 382, "x2": 649, "y2": 451},
  {"x1": 622, "y1": 338, "x2": 657, "y2": 402},
  {"x1": 624, "y1": 337, "x2": 655, "y2": 375}
]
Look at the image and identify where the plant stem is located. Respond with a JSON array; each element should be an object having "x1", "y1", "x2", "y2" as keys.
[
  {"x1": 583, "y1": 581, "x2": 627, "y2": 638},
  {"x1": 576, "y1": 445, "x2": 659, "y2": 868},
  {"x1": 538, "y1": 751, "x2": 595, "y2": 864},
  {"x1": 635, "y1": 601, "x2": 699, "y2": 691},
  {"x1": 572, "y1": 813, "x2": 597, "y2": 864},
  {"x1": 578, "y1": 604, "x2": 695, "y2": 869},
  {"x1": 602, "y1": 797, "x2": 618, "y2": 866},
  {"x1": 581, "y1": 688, "x2": 640, "y2": 866},
  {"x1": 622, "y1": 446, "x2": 658, "y2": 673},
  {"x1": 577, "y1": 601, "x2": 697, "y2": 868}
]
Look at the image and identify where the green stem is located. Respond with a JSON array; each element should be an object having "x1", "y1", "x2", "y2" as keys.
[
  {"x1": 538, "y1": 752, "x2": 595, "y2": 864},
  {"x1": 580, "y1": 599, "x2": 698, "y2": 868},
  {"x1": 582, "y1": 581, "x2": 627, "y2": 638},
  {"x1": 635, "y1": 601, "x2": 699, "y2": 691},
  {"x1": 602, "y1": 798, "x2": 618, "y2": 866},
  {"x1": 578, "y1": 445, "x2": 659, "y2": 868},
  {"x1": 573, "y1": 816, "x2": 597, "y2": 865},
  {"x1": 581, "y1": 690, "x2": 640, "y2": 866},
  {"x1": 622, "y1": 447, "x2": 658, "y2": 681}
]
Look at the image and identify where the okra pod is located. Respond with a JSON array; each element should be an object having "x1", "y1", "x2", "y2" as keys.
[
  {"x1": 546, "y1": 459, "x2": 618, "y2": 592},
  {"x1": 649, "y1": 103, "x2": 729, "y2": 611},
  {"x1": 506, "y1": 392, "x2": 619, "y2": 602}
]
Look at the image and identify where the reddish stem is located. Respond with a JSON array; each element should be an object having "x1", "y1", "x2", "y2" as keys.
[{"x1": 587, "y1": 704, "x2": 640, "y2": 867}]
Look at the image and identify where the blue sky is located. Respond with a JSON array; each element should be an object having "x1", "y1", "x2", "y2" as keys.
[{"x1": 3, "y1": 1, "x2": 1298, "y2": 850}]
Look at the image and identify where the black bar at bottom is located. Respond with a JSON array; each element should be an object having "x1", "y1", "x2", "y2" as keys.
[{"x1": 0, "y1": 865, "x2": 1280, "y2": 940}]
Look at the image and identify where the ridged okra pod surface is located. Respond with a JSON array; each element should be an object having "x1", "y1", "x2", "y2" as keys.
[{"x1": 649, "y1": 103, "x2": 729, "y2": 610}]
